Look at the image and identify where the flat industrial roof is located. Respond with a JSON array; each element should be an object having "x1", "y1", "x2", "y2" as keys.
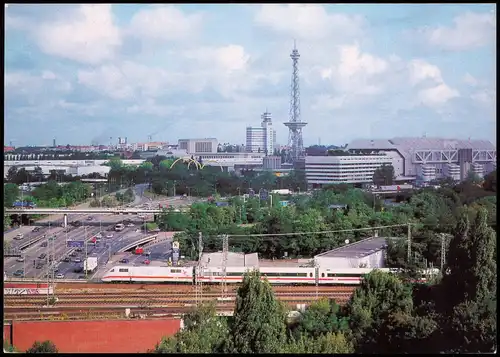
[
  {"x1": 200, "y1": 252, "x2": 259, "y2": 268},
  {"x1": 314, "y1": 237, "x2": 390, "y2": 259}
]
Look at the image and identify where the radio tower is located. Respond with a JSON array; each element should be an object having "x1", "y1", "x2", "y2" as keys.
[{"x1": 284, "y1": 41, "x2": 307, "y2": 163}]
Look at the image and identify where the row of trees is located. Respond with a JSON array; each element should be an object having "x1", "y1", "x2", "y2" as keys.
[
  {"x1": 154, "y1": 209, "x2": 496, "y2": 353},
  {"x1": 105, "y1": 156, "x2": 307, "y2": 198},
  {"x1": 89, "y1": 188, "x2": 135, "y2": 207},
  {"x1": 4, "y1": 180, "x2": 93, "y2": 209},
  {"x1": 159, "y1": 177, "x2": 496, "y2": 265},
  {"x1": 6, "y1": 166, "x2": 106, "y2": 185}
]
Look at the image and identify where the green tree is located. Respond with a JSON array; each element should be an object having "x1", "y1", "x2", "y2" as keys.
[
  {"x1": 26, "y1": 340, "x2": 58, "y2": 353},
  {"x1": 345, "y1": 270, "x2": 414, "y2": 353},
  {"x1": 230, "y1": 270, "x2": 287, "y2": 353},
  {"x1": 4, "y1": 208, "x2": 12, "y2": 231},
  {"x1": 482, "y1": 170, "x2": 496, "y2": 192},
  {"x1": 373, "y1": 164, "x2": 395, "y2": 186},
  {"x1": 283, "y1": 331, "x2": 354, "y2": 353},
  {"x1": 4, "y1": 183, "x2": 20, "y2": 207},
  {"x1": 6, "y1": 166, "x2": 18, "y2": 182},
  {"x1": 440, "y1": 208, "x2": 497, "y2": 353},
  {"x1": 152, "y1": 303, "x2": 229, "y2": 353},
  {"x1": 292, "y1": 297, "x2": 349, "y2": 339}
]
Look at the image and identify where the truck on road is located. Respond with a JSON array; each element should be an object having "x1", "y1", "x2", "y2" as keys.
[{"x1": 84, "y1": 257, "x2": 98, "y2": 273}]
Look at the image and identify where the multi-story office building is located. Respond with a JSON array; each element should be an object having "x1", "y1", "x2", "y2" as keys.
[
  {"x1": 443, "y1": 163, "x2": 461, "y2": 181},
  {"x1": 246, "y1": 111, "x2": 276, "y2": 155},
  {"x1": 471, "y1": 162, "x2": 484, "y2": 178},
  {"x1": 178, "y1": 138, "x2": 218, "y2": 154},
  {"x1": 305, "y1": 154, "x2": 394, "y2": 186},
  {"x1": 417, "y1": 164, "x2": 437, "y2": 182}
]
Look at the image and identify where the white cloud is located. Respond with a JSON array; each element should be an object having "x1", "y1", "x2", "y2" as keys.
[
  {"x1": 35, "y1": 4, "x2": 121, "y2": 64},
  {"x1": 408, "y1": 59, "x2": 443, "y2": 86},
  {"x1": 421, "y1": 11, "x2": 496, "y2": 51},
  {"x1": 254, "y1": 4, "x2": 364, "y2": 41},
  {"x1": 128, "y1": 5, "x2": 203, "y2": 42},
  {"x1": 337, "y1": 44, "x2": 388, "y2": 78},
  {"x1": 184, "y1": 45, "x2": 250, "y2": 72},
  {"x1": 417, "y1": 83, "x2": 459, "y2": 107},
  {"x1": 319, "y1": 44, "x2": 388, "y2": 96},
  {"x1": 463, "y1": 73, "x2": 479, "y2": 86}
]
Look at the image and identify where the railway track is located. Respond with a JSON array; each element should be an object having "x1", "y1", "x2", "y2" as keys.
[
  {"x1": 4, "y1": 297, "x2": 352, "y2": 321},
  {"x1": 4, "y1": 292, "x2": 353, "y2": 307},
  {"x1": 53, "y1": 282, "x2": 358, "y2": 292}
]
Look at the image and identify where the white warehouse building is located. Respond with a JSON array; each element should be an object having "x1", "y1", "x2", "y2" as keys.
[
  {"x1": 314, "y1": 237, "x2": 388, "y2": 269},
  {"x1": 305, "y1": 154, "x2": 399, "y2": 186}
]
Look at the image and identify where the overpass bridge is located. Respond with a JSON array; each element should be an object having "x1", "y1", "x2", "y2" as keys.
[
  {"x1": 5, "y1": 208, "x2": 164, "y2": 215},
  {"x1": 5, "y1": 207, "x2": 188, "y2": 228}
]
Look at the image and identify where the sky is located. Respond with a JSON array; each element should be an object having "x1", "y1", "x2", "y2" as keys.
[{"x1": 4, "y1": 4, "x2": 497, "y2": 147}]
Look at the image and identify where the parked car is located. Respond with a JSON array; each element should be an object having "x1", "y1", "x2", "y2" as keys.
[
  {"x1": 70, "y1": 252, "x2": 77, "y2": 257},
  {"x1": 143, "y1": 251, "x2": 151, "y2": 256},
  {"x1": 56, "y1": 273, "x2": 65, "y2": 279},
  {"x1": 95, "y1": 233, "x2": 103, "y2": 239},
  {"x1": 106, "y1": 233, "x2": 113, "y2": 238},
  {"x1": 32, "y1": 227, "x2": 40, "y2": 232},
  {"x1": 62, "y1": 257, "x2": 70, "y2": 262},
  {"x1": 36, "y1": 263, "x2": 44, "y2": 269},
  {"x1": 74, "y1": 258, "x2": 81, "y2": 263},
  {"x1": 38, "y1": 253, "x2": 46, "y2": 259},
  {"x1": 143, "y1": 259, "x2": 151, "y2": 265},
  {"x1": 126, "y1": 223, "x2": 134, "y2": 227},
  {"x1": 120, "y1": 258, "x2": 129, "y2": 264},
  {"x1": 13, "y1": 269, "x2": 24, "y2": 277},
  {"x1": 41, "y1": 241, "x2": 48, "y2": 247},
  {"x1": 16, "y1": 257, "x2": 25, "y2": 262},
  {"x1": 14, "y1": 233, "x2": 24, "y2": 240},
  {"x1": 87, "y1": 217, "x2": 93, "y2": 221},
  {"x1": 74, "y1": 267, "x2": 83, "y2": 273}
]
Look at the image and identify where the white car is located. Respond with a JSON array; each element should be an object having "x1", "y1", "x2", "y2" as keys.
[
  {"x1": 106, "y1": 233, "x2": 113, "y2": 238},
  {"x1": 95, "y1": 233, "x2": 103, "y2": 239},
  {"x1": 56, "y1": 273, "x2": 65, "y2": 279},
  {"x1": 16, "y1": 257, "x2": 25, "y2": 262},
  {"x1": 15, "y1": 233, "x2": 24, "y2": 240},
  {"x1": 74, "y1": 258, "x2": 81, "y2": 263},
  {"x1": 126, "y1": 223, "x2": 134, "y2": 227}
]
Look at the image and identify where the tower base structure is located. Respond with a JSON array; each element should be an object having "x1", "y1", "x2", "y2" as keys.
[{"x1": 284, "y1": 121, "x2": 307, "y2": 163}]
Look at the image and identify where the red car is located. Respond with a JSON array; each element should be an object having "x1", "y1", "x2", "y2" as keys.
[{"x1": 143, "y1": 259, "x2": 150, "y2": 265}]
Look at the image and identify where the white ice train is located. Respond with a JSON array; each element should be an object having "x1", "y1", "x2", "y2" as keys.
[{"x1": 101, "y1": 265, "x2": 439, "y2": 285}]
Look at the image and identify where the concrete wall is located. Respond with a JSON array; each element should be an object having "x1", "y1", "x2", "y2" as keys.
[{"x1": 4, "y1": 318, "x2": 181, "y2": 353}]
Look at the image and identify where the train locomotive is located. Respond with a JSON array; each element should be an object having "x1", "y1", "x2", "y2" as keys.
[{"x1": 101, "y1": 265, "x2": 439, "y2": 285}]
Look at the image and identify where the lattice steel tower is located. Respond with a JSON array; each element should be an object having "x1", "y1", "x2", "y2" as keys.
[{"x1": 284, "y1": 41, "x2": 307, "y2": 163}]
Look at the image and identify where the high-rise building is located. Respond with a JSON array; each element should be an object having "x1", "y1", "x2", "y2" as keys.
[{"x1": 246, "y1": 111, "x2": 276, "y2": 155}]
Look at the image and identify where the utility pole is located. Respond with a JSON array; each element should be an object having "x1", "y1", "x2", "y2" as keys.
[
  {"x1": 407, "y1": 223, "x2": 412, "y2": 263},
  {"x1": 195, "y1": 232, "x2": 203, "y2": 306},
  {"x1": 84, "y1": 225, "x2": 88, "y2": 280},
  {"x1": 222, "y1": 234, "x2": 229, "y2": 299}
]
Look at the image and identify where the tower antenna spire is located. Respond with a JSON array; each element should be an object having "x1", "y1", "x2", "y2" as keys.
[{"x1": 284, "y1": 41, "x2": 307, "y2": 163}]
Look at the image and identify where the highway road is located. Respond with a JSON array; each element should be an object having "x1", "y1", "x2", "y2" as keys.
[{"x1": 5, "y1": 183, "x2": 197, "y2": 280}]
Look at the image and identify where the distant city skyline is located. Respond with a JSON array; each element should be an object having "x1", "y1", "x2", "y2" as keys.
[{"x1": 5, "y1": 4, "x2": 496, "y2": 146}]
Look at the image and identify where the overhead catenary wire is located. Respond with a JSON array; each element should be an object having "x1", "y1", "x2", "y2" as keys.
[
  {"x1": 227, "y1": 223, "x2": 411, "y2": 238},
  {"x1": 222, "y1": 222, "x2": 495, "y2": 240}
]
